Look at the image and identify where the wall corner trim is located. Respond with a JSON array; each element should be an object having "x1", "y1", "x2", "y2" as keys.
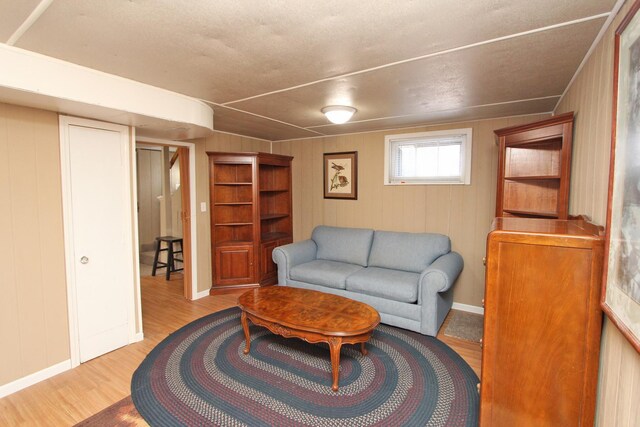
[
  {"x1": 452, "y1": 302, "x2": 485, "y2": 315},
  {"x1": 0, "y1": 360, "x2": 72, "y2": 399},
  {"x1": 554, "y1": 0, "x2": 627, "y2": 113}
]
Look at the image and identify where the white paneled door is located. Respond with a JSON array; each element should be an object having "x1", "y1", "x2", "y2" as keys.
[{"x1": 61, "y1": 117, "x2": 135, "y2": 364}]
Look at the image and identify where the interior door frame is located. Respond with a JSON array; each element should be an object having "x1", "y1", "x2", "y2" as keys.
[
  {"x1": 136, "y1": 136, "x2": 198, "y2": 300},
  {"x1": 59, "y1": 115, "x2": 138, "y2": 368}
]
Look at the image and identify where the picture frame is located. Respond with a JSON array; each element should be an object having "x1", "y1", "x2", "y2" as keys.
[
  {"x1": 323, "y1": 151, "x2": 358, "y2": 200},
  {"x1": 602, "y1": 0, "x2": 640, "y2": 353}
]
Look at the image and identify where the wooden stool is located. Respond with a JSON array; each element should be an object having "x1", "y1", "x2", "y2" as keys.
[{"x1": 151, "y1": 236, "x2": 184, "y2": 280}]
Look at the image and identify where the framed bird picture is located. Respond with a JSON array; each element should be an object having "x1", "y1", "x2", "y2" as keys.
[{"x1": 323, "y1": 151, "x2": 358, "y2": 200}]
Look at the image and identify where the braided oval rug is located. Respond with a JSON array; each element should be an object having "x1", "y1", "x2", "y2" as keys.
[{"x1": 131, "y1": 307, "x2": 478, "y2": 426}]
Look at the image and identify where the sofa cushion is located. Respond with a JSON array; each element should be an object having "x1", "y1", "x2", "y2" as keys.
[
  {"x1": 290, "y1": 260, "x2": 363, "y2": 290},
  {"x1": 345, "y1": 267, "x2": 420, "y2": 303},
  {"x1": 312, "y1": 226, "x2": 374, "y2": 267},
  {"x1": 368, "y1": 231, "x2": 451, "y2": 273}
]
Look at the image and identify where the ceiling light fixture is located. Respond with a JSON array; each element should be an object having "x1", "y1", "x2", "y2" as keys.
[{"x1": 321, "y1": 105, "x2": 357, "y2": 124}]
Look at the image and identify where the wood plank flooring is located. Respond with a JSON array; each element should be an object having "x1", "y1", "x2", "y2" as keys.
[{"x1": 0, "y1": 275, "x2": 481, "y2": 425}]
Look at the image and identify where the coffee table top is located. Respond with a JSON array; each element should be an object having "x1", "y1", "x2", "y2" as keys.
[{"x1": 238, "y1": 286, "x2": 380, "y2": 337}]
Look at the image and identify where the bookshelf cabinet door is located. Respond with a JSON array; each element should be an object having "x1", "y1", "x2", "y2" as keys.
[
  {"x1": 260, "y1": 240, "x2": 278, "y2": 282},
  {"x1": 215, "y1": 246, "x2": 254, "y2": 285}
]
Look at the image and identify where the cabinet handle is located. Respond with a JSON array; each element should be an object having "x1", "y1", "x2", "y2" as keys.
[
  {"x1": 482, "y1": 256, "x2": 486, "y2": 266},
  {"x1": 482, "y1": 298, "x2": 485, "y2": 307},
  {"x1": 477, "y1": 383, "x2": 481, "y2": 394}
]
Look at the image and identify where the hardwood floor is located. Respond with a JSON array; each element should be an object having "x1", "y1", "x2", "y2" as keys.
[{"x1": 0, "y1": 275, "x2": 481, "y2": 425}]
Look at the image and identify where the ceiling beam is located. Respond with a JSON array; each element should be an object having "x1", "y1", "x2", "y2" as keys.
[{"x1": 6, "y1": 0, "x2": 54, "y2": 46}]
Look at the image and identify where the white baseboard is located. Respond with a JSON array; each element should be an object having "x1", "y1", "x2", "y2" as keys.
[
  {"x1": 452, "y1": 302, "x2": 484, "y2": 315},
  {"x1": 0, "y1": 359, "x2": 71, "y2": 399},
  {"x1": 193, "y1": 288, "x2": 211, "y2": 300},
  {"x1": 132, "y1": 332, "x2": 144, "y2": 342}
]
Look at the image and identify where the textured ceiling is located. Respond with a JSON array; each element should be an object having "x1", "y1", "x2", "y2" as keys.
[{"x1": 0, "y1": 0, "x2": 620, "y2": 141}]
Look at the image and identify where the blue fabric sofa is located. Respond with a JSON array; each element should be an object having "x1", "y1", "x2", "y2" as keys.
[{"x1": 272, "y1": 226, "x2": 463, "y2": 336}]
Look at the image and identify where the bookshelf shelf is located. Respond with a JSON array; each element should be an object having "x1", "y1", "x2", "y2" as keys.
[{"x1": 494, "y1": 113, "x2": 573, "y2": 220}]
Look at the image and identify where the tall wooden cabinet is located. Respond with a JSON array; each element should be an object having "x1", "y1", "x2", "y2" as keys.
[
  {"x1": 480, "y1": 217, "x2": 604, "y2": 426},
  {"x1": 208, "y1": 152, "x2": 293, "y2": 292},
  {"x1": 494, "y1": 112, "x2": 574, "y2": 219}
]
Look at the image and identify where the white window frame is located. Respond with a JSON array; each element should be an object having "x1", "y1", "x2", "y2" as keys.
[{"x1": 383, "y1": 128, "x2": 473, "y2": 185}]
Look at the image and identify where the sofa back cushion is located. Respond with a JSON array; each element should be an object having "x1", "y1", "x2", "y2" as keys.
[
  {"x1": 312, "y1": 226, "x2": 374, "y2": 267},
  {"x1": 368, "y1": 230, "x2": 451, "y2": 273}
]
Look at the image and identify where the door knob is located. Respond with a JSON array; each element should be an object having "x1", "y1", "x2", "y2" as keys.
[{"x1": 80, "y1": 256, "x2": 89, "y2": 264}]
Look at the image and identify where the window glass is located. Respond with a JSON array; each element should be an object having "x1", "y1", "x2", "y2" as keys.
[{"x1": 384, "y1": 129, "x2": 472, "y2": 185}]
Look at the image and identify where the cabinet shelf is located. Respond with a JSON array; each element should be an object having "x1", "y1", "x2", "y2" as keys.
[
  {"x1": 261, "y1": 232, "x2": 290, "y2": 242},
  {"x1": 214, "y1": 182, "x2": 252, "y2": 186},
  {"x1": 261, "y1": 213, "x2": 289, "y2": 221},
  {"x1": 504, "y1": 175, "x2": 561, "y2": 181},
  {"x1": 503, "y1": 209, "x2": 558, "y2": 218},
  {"x1": 260, "y1": 189, "x2": 289, "y2": 193},
  {"x1": 215, "y1": 222, "x2": 253, "y2": 226},
  {"x1": 214, "y1": 202, "x2": 253, "y2": 206},
  {"x1": 216, "y1": 239, "x2": 253, "y2": 247}
]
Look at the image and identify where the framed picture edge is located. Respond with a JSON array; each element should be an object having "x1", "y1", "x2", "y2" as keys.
[
  {"x1": 323, "y1": 151, "x2": 358, "y2": 200},
  {"x1": 601, "y1": 0, "x2": 640, "y2": 353}
]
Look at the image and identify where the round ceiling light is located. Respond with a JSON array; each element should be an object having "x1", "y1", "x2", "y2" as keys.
[{"x1": 321, "y1": 106, "x2": 357, "y2": 124}]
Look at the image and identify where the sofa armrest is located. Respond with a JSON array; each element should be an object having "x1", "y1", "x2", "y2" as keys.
[
  {"x1": 272, "y1": 240, "x2": 318, "y2": 283},
  {"x1": 418, "y1": 251, "x2": 463, "y2": 304}
]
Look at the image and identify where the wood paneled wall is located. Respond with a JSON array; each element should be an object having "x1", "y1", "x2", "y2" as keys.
[
  {"x1": 193, "y1": 132, "x2": 270, "y2": 293},
  {"x1": 272, "y1": 115, "x2": 549, "y2": 307},
  {"x1": 555, "y1": 1, "x2": 640, "y2": 425},
  {"x1": 136, "y1": 148, "x2": 162, "y2": 251},
  {"x1": 0, "y1": 103, "x2": 269, "y2": 389},
  {"x1": 0, "y1": 103, "x2": 69, "y2": 385}
]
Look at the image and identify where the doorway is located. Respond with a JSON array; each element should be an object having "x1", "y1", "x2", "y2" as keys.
[
  {"x1": 134, "y1": 139, "x2": 195, "y2": 300},
  {"x1": 60, "y1": 120, "x2": 199, "y2": 367}
]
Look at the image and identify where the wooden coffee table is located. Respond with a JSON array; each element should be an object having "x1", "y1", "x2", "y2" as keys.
[{"x1": 238, "y1": 286, "x2": 380, "y2": 392}]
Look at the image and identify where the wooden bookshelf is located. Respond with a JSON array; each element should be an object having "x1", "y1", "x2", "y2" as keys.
[
  {"x1": 208, "y1": 152, "x2": 293, "y2": 291},
  {"x1": 494, "y1": 112, "x2": 573, "y2": 219}
]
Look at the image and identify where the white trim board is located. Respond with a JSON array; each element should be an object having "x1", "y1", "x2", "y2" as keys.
[
  {"x1": 452, "y1": 302, "x2": 484, "y2": 315},
  {"x1": 0, "y1": 360, "x2": 71, "y2": 399},
  {"x1": 130, "y1": 128, "x2": 144, "y2": 340},
  {"x1": 194, "y1": 289, "x2": 212, "y2": 300}
]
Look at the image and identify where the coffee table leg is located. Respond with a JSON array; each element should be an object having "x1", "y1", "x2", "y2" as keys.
[
  {"x1": 328, "y1": 337, "x2": 343, "y2": 392},
  {"x1": 241, "y1": 311, "x2": 251, "y2": 354},
  {"x1": 360, "y1": 342, "x2": 368, "y2": 355}
]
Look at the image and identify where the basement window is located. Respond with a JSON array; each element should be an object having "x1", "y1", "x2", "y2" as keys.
[{"x1": 384, "y1": 128, "x2": 472, "y2": 185}]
